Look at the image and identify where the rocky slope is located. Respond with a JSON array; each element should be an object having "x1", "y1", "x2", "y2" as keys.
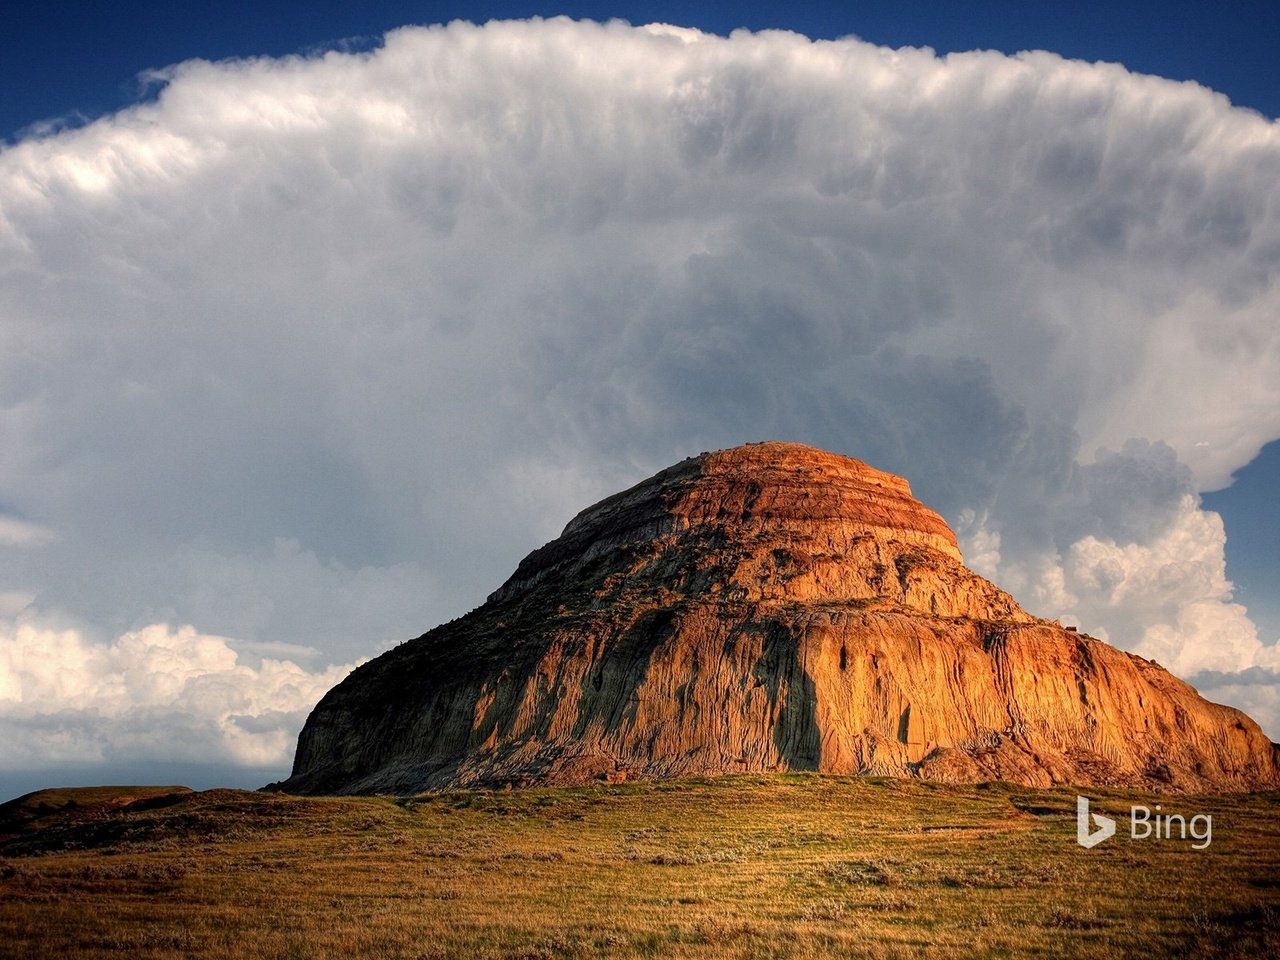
[{"x1": 278, "y1": 442, "x2": 1280, "y2": 794}]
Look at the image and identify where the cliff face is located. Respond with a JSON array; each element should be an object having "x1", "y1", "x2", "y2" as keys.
[{"x1": 280, "y1": 442, "x2": 1280, "y2": 794}]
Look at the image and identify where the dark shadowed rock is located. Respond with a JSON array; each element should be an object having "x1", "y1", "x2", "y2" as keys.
[{"x1": 277, "y1": 442, "x2": 1280, "y2": 794}]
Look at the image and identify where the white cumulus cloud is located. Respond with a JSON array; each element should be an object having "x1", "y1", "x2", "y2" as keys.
[
  {"x1": 2, "y1": 18, "x2": 1279, "y2": 766},
  {"x1": 960, "y1": 442, "x2": 1280, "y2": 736},
  {"x1": 1009, "y1": 494, "x2": 1280, "y2": 674},
  {"x1": 0, "y1": 619, "x2": 358, "y2": 767}
]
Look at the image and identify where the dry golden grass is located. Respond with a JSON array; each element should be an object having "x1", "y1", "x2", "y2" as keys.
[{"x1": 1, "y1": 775, "x2": 1277, "y2": 959}]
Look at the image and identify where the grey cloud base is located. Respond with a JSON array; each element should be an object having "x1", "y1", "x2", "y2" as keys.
[{"x1": 1, "y1": 19, "x2": 1278, "y2": 772}]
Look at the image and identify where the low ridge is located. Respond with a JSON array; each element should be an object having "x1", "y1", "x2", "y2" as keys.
[{"x1": 279, "y1": 442, "x2": 1280, "y2": 794}]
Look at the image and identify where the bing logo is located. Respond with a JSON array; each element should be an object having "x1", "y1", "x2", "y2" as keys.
[
  {"x1": 1076, "y1": 795, "x2": 1212, "y2": 850},
  {"x1": 1076, "y1": 795, "x2": 1116, "y2": 848}
]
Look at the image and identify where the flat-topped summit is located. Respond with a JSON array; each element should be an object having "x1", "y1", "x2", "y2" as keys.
[
  {"x1": 490, "y1": 442, "x2": 1017, "y2": 620},
  {"x1": 278, "y1": 442, "x2": 1280, "y2": 794}
]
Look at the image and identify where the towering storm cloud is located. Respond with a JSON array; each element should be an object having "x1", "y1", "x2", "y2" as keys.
[{"x1": 2, "y1": 18, "x2": 1278, "y2": 772}]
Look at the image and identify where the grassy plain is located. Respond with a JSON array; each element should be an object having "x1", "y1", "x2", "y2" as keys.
[{"x1": 1, "y1": 775, "x2": 1277, "y2": 959}]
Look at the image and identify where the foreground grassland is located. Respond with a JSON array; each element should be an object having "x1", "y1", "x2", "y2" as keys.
[{"x1": 1, "y1": 776, "x2": 1277, "y2": 959}]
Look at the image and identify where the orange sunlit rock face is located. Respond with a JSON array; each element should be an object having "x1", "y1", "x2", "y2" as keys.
[{"x1": 281, "y1": 442, "x2": 1280, "y2": 794}]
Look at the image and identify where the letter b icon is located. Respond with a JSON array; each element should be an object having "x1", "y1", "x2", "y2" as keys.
[{"x1": 1077, "y1": 796, "x2": 1115, "y2": 848}]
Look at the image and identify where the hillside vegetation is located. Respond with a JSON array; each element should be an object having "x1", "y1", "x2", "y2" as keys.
[{"x1": 1, "y1": 776, "x2": 1277, "y2": 959}]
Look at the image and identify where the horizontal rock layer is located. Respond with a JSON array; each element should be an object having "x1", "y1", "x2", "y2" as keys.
[{"x1": 280, "y1": 442, "x2": 1280, "y2": 794}]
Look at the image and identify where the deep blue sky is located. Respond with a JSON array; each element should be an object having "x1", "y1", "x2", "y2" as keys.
[
  {"x1": 2, "y1": 0, "x2": 1276, "y2": 631},
  {"x1": 1204, "y1": 440, "x2": 1280, "y2": 643}
]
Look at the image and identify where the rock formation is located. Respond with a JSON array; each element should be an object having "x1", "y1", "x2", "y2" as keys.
[{"x1": 279, "y1": 442, "x2": 1280, "y2": 794}]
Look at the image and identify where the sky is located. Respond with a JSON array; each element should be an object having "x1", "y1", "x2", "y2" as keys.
[{"x1": 2, "y1": 2, "x2": 1279, "y2": 800}]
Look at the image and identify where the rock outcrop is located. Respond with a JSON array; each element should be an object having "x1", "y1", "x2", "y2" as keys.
[{"x1": 279, "y1": 442, "x2": 1280, "y2": 794}]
